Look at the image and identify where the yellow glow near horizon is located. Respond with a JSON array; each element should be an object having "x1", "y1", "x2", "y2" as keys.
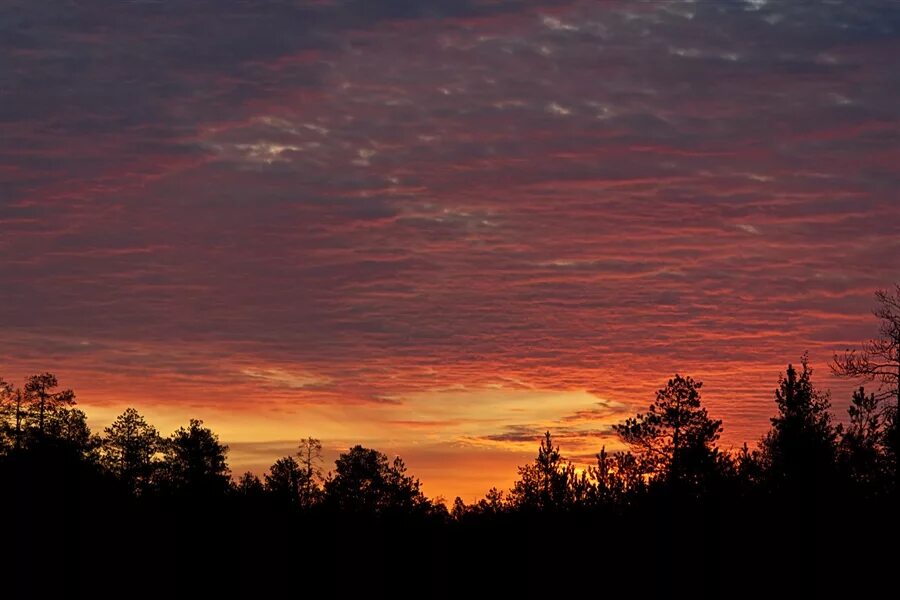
[{"x1": 79, "y1": 385, "x2": 626, "y2": 501}]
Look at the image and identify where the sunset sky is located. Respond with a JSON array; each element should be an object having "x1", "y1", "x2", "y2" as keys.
[{"x1": 2, "y1": 0, "x2": 899, "y2": 501}]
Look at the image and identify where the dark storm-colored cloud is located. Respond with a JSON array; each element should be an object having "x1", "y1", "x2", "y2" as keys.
[{"x1": 2, "y1": 0, "x2": 900, "y2": 476}]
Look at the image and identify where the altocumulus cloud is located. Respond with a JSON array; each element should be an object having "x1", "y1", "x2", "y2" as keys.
[{"x1": 2, "y1": 0, "x2": 899, "y2": 499}]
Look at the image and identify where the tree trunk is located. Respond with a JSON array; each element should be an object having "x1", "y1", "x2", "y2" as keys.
[
  {"x1": 14, "y1": 391, "x2": 22, "y2": 450},
  {"x1": 672, "y1": 423, "x2": 680, "y2": 484}
]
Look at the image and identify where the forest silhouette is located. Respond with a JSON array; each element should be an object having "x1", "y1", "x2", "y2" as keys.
[{"x1": 2, "y1": 287, "x2": 899, "y2": 597}]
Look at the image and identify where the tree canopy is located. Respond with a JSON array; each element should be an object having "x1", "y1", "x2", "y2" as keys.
[
  {"x1": 613, "y1": 374, "x2": 723, "y2": 487},
  {"x1": 101, "y1": 408, "x2": 162, "y2": 495},
  {"x1": 160, "y1": 419, "x2": 231, "y2": 498},
  {"x1": 760, "y1": 356, "x2": 837, "y2": 490},
  {"x1": 511, "y1": 431, "x2": 576, "y2": 510},
  {"x1": 833, "y1": 285, "x2": 900, "y2": 482},
  {"x1": 323, "y1": 445, "x2": 428, "y2": 514}
]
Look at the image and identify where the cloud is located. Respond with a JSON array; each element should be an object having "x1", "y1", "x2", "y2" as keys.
[
  {"x1": 736, "y1": 223, "x2": 762, "y2": 235},
  {"x1": 241, "y1": 368, "x2": 331, "y2": 390},
  {"x1": 2, "y1": 0, "x2": 899, "y2": 499}
]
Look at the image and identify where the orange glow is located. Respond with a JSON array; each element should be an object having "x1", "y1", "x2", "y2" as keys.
[{"x1": 2, "y1": 0, "x2": 898, "y2": 502}]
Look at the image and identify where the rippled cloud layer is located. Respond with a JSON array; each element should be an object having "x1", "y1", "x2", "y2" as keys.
[{"x1": 3, "y1": 0, "x2": 899, "y2": 499}]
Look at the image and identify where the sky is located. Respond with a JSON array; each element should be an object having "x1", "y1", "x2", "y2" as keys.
[{"x1": 2, "y1": 0, "x2": 899, "y2": 501}]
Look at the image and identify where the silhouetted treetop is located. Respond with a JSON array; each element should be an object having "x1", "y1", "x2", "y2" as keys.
[
  {"x1": 324, "y1": 445, "x2": 428, "y2": 514},
  {"x1": 296, "y1": 436, "x2": 324, "y2": 506},
  {"x1": 236, "y1": 471, "x2": 265, "y2": 498},
  {"x1": 613, "y1": 374, "x2": 723, "y2": 486},
  {"x1": 833, "y1": 286, "x2": 900, "y2": 402},
  {"x1": 593, "y1": 446, "x2": 645, "y2": 502},
  {"x1": 160, "y1": 419, "x2": 230, "y2": 497},
  {"x1": 101, "y1": 408, "x2": 162, "y2": 495},
  {"x1": 839, "y1": 387, "x2": 887, "y2": 492},
  {"x1": 24, "y1": 373, "x2": 75, "y2": 436},
  {"x1": 511, "y1": 431, "x2": 576, "y2": 510},
  {"x1": 0, "y1": 378, "x2": 22, "y2": 451},
  {"x1": 0, "y1": 373, "x2": 91, "y2": 453},
  {"x1": 832, "y1": 284, "x2": 900, "y2": 484},
  {"x1": 266, "y1": 455, "x2": 318, "y2": 507},
  {"x1": 761, "y1": 356, "x2": 837, "y2": 490}
]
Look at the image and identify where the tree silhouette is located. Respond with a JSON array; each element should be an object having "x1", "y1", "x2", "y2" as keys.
[
  {"x1": 734, "y1": 442, "x2": 763, "y2": 491},
  {"x1": 832, "y1": 285, "x2": 900, "y2": 486},
  {"x1": 235, "y1": 471, "x2": 265, "y2": 498},
  {"x1": 468, "y1": 487, "x2": 507, "y2": 516},
  {"x1": 0, "y1": 378, "x2": 23, "y2": 451},
  {"x1": 324, "y1": 446, "x2": 427, "y2": 514},
  {"x1": 265, "y1": 455, "x2": 318, "y2": 507},
  {"x1": 838, "y1": 387, "x2": 886, "y2": 492},
  {"x1": 593, "y1": 446, "x2": 645, "y2": 502},
  {"x1": 101, "y1": 408, "x2": 162, "y2": 495},
  {"x1": 450, "y1": 496, "x2": 468, "y2": 519},
  {"x1": 160, "y1": 419, "x2": 230, "y2": 497},
  {"x1": 511, "y1": 431, "x2": 575, "y2": 510},
  {"x1": 296, "y1": 437, "x2": 324, "y2": 506},
  {"x1": 2, "y1": 374, "x2": 86, "y2": 454},
  {"x1": 761, "y1": 357, "x2": 836, "y2": 491},
  {"x1": 43, "y1": 406, "x2": 96, "y2": 454},
  {"x1": 613, "y1": 374, "x2": 723, "y2": 487},
  {"x1": 23, "y1": 373, "x2": 75, "y2": 438}
]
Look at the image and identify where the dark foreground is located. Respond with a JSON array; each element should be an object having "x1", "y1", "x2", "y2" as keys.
[{"x1": 3, "y1": 461, "x2": 896, "y2": 599}]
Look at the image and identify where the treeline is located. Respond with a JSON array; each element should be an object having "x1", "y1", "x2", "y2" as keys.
[
  {"x1": 1, "y1": 358, "x2": 895, "y2": 516},
  {"x1": 1, "y1": 287, "x2": 898, "y2": 597},
  {"x1": 0, "y1": 378, "x2": 436, "y2": 515}
]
